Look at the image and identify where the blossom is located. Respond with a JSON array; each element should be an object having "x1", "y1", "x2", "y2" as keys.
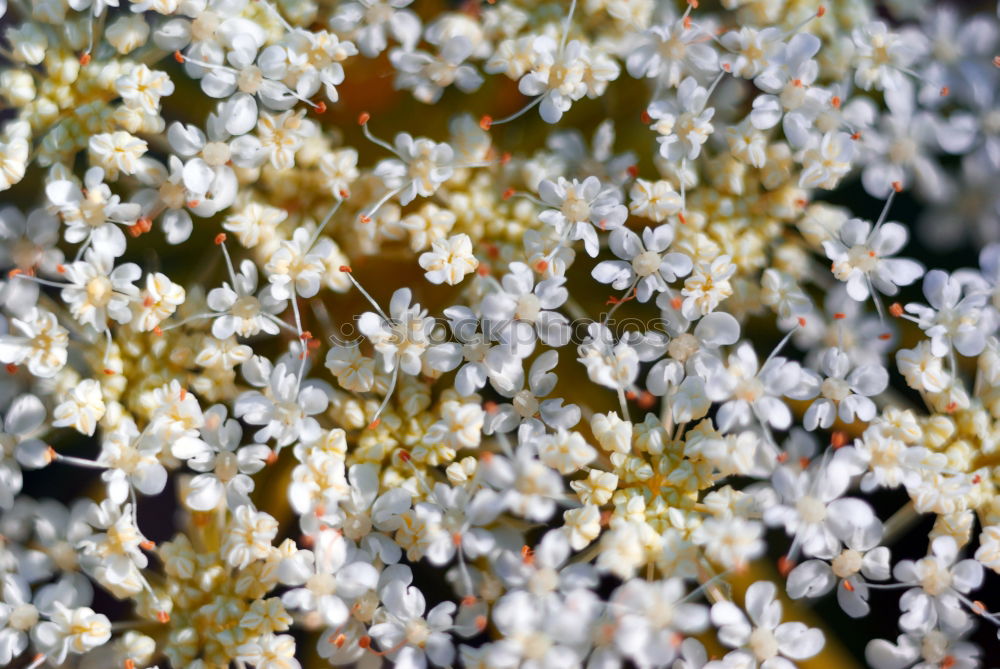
[
  {"x1": 418, "y1": 233, "x2": 479, "y2": 285},
  {"x1": 822, "y1": 218, "x2": 924, "y2": 302}
]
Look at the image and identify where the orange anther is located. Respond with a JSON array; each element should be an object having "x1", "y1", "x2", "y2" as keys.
[
  {"x1": 945, "y1": 401, "x2": 958, "y2": 413},
  {"x1": 477, "y1": 264, "x2": 490, "y2": 277},
  {"x1": 126, "y1": 660, "x2": 136, "y2": 669},
  {"x1": 816, "y1": 5, "x2": 825, "y2": 16},
  {"x1": 972, "y1": 474, "x2": 982, "y2": 484},
  {"x1": 777, "y1": 555, "x2": 795, "y2": 577},
  {"x1": 143, "y1": 296, "x2": 155, "y2": 308},
  {"x1": 792, "y1": 78, "x2": 802, "y2": 87},
  {"x1": 358, "y1": 112, "x2": 370, "y2": 125},
  {"x1": 331, "y1": 633, "x2": 347, "y2": 648},
  {"x1": 891, "y1": 181, "x2": 902, "y2": 193},
  {"x1": 502, "y1": 188, "x2": 515, "y2": 200},
  {"x1": 153, "y1": 326, "x2": 163, "y2": 337},
  {"x1": 173, "y1": 50, "x2": 185, "y2": 63},
  {"x1": 368, "y1": 418, "x2": 381, "y2": 430},
  {"x1": 868, "y1": 250, "x2": 876, "y2": 257},
  {"x1": 521, "y1": 545, "x2": 534, "y2": 565},
  {"x1": 339, "y1": 265, "x2": 352, "y2": 273},
  {"x1": 535, "y1": 259, "x2": 549, "y2": 273},
  {"x1": 214, "y1": 233, "x2": 227, "y2": 245},
  {"x1": 461, "y1": 595, "x2": 477, "y2": 607},
  {"x1": 156, "y1": 611, "x2": 170, "y2": 623},
  {"x1": 479, "y1": 115, "x2": 493, "y2": 131},
  {"x1": 683, "y1": 16, "x2": 692, "y2": 30},
  {"x1": 878, "y1": 332, "x2": 892, "y2": 340},
  {"x1": 640, "y1": 110, "x2": 651, "y2": 124},
  {"x1": 484, "y1": 400, "x2": 498, "y2": 414},
  {"x1": 776, "y1": 452, "x2": 789, "y2": 463},
  {"x1": 942, "y1": 656, "x2": 956, "y2": 669},
  {"x1": 638, "y1": 391, "x2": 655, "y2": 409},
  {"x1": 358, "y1": 635, "x2": 372, "y2": 649},
  {"x1": 831, "y1": 431, "x2": 848, "y2": 448},
  {"x1": 940, "y1": 86, "x2": 949, "y2": 97},
  {"x1": 831, "y1": 96, "x2": 841, "y2": 108},
  {"x1": 8, "y1": 269, "x2": 22, "y2": 278},
  {"x1": 475, "y1": 615, "x2": 487, "y2": 631},
  {"x1": 677, "y1": 212, "x2": 687, "y2": 225},
  {"x1": 56, "y1": 264, "x2": 66, "y2": 273},
  {"x1": 314, "y1": 101, "x2": 327, "y2": 114},
  {"x1": 5, "y1": 364, "x2": 16, "y2": 374},
  {"x1": 339, "y1": 189, "x2": 350, "y2": 199},
  {"x1": 452, "y1": 532, "x2": 463, "y2": 546},
  {"x1": 722, "y1": 62, "x2": 732, "y2": 72},
  {"x1": 972, "y1": 600, "x2": 986, "y2": 615},
  {"x1": 359, "y1": 215, "x2": 371, "y2": 224},
  {"x1": 627, "y1": 165, "x2": 639, "y2": 178},
  {"x1": 833, "y1": 312, "x2": 846, "y2": 320},
  {"x1": 670, "y1": 296, "x2": 682, "y2": 310},
  {"x1": 140, "y1": 540, "x2": 155, "y2": 550},
  {"x1": 103, "y1": 368, "x2": 115, "y2": 375},
  {"x1": 397, "y1": 449, "x2": 410, "y2": 462},
  {"x1": 625, "y1": 390, "x2": 637, "y2": 400},
  {"x1": 80, "y1": 52, "x2": 92, "y2": 65},
  {"x1": 842, "y1": 579, "x2": 854, "y2": 591},
  {"x1": 994, "y1": 56, "x2": 1000, "y2": 68},
  {"x1": 797, "y1": 316, "x2": 806, "y2": 327},
  {"x1": 799, "y1": 457, "x2": 810, "y2": 469},
  {"x1": 500, "y1": 152, "x2": 512, "y2": 165},
  {"x1": 187, "y1": 200, "x2": 200, "y2": 209},
  {"x1": 851, "y1": 132, "x2": 862, "y2": 140},
  {"x1": 889, "y1": 303, "x2": 903, "y2": 317}
]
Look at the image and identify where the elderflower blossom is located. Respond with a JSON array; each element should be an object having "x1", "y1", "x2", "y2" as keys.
[{"x1": 0, "y1": 1, "x2": 999, "y2": 667}]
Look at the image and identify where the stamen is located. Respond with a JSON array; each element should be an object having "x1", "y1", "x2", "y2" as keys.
[
  {"x1": 481, "y1": 94, "x2": 544, "y2": 129},
  {"x1": 368, "y1": 365, "x2": 399, "y2": 429},
  {"x1": 359, "y1": 114, "x2": 403, "y2": 158}
]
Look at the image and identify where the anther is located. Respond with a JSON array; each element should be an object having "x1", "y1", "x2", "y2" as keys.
[
  {"x1": 797, "y1": 316, "x2": 806, "y2": 327},
  {"x1": 940, "y1": 86, "x2": 949, "y2": 97},
  {"x1": 314, "y1": 101, "x2": 327, "y2": 114},
  {"x1": 972, "y1": 474, "x2": 982, "y2": 484},
  {"x1": 640, "y1": 110, "x2": 651, "y2": 124},
  {"x1": 140, "y1": 540, "x2": 155, "y2": 550},
  {"x1": 397, "y1": 449, "x2": 410, "y2": 462},
  {"x1": 331, "y1": 633, "x2": 347, "y2": 648},
  {"x1": 677, "y1": 212, "x2": 687, "y2": 224},
  {"x1": 502, "y1": 188, "x2": 515, "y2": 200},
  {"x1": 627, "y1": 165, "x2": 639, "y2": 178},
  {"x1": 833, "y1": 312, "x2": 846, "y2": 320},
  {"x1": 842, "y1": 579, "x2": 854, "y2": 591},
  {"x1": 156, "y1": 611, "x2": 170, "y2": 623},
  {"x1": 214, "y1": 233, "x2": 227, "y2": 245},
  {"x1": 534, "y1": 259, "x2": 549, "y2": 273},
  {"x1": 368, "y1": 418, "x2": 381, "y2": 430},
  {"x1": 359, "y1": 215, "x2": 371, "y2": 224},
  {"x1": 339, "y1": 265, "x2": 352, "y2": 273},
  {"x1": 103, "y1": 368, "x2": 115, "y2": 375},
  {"x1": 461, "y1": 595, "x2": 477, "y2": 607},
  {"x1": 851, "y1": 132, "x2": 862, "y2": 140},
  {"x1": 945, "y1": 401, "x2": 957, "y2": 413},
  {"x1": 891, "y1": 181, "x2": 902, "y2": 193},
  {"x1": 816, "y1": 5, "x2": 825, "y2": 16},
  {"x1": 126, "y1": 660, "x2": 136, "y2": 669},
  {"x1": 5, "y1": 364, "x2": 16, "y2": 374},
  {"x1": 777, "y1": 555, "x2": 795, "y2": 577},
  {"x1": 776, "y1": 452, "x2": 789, "y2": 463},
  {"x1": 358, "y1": 635, "x2": 372, "y2": 649},
  {"x1": 670, "y1": 296, "x2": 682, "y2": 310},
  {"x1": 831, "y1": 431, "x2": 848, "y2": 448},
  {"x1": 479, "y1": 115, "x2": 493, "y2": 131},
  {"x1": 878, "y1": 332, "x2": 892, "y2": 340},
  {"x1": 500, "y1": 152, "x2": 512, "y2": 165},
  {"x1": 173, "y1": 50, "x2": 185, "y2": 63},
  {"x1": 831, "y1": 96, "x2": 841, "y2": 108},
  {"x1": 888, "y1": 303, "x2": 903, "y2": 317},
  {"x1": 358, "y1": 112, "x2": 370, "y2": 125},
  {"x1": 80, "y1": 52, "x2": 92, "y2": 65},
  {"x1": 266, "y1": 449, "x2": 278, "y2": 465},
  {"x1": 56, "y1": 264, "x2": 66, "y2": 273},
  {"x1": 153, "y1": 326, "x2": 163, "y2": 336}
]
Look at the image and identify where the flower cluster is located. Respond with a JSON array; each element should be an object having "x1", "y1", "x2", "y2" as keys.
[{"x1": 1, "y1": 0, "x2": 1000, "y2": 668}]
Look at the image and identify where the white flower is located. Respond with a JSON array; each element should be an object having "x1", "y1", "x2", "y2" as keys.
[
  {"x1": 172, "y1": 404, "x2": 269, "y2": 511},
  {"x1": 368, "y1": 565, "x2": 456, "y2": 667},
  {"x1": 822, "y1": 218, "x2": 924, "y2": 302},
  {"x1": 750, "y1": 33, "x2": 829, "y2": 147},
  {"x1": 52, "y1": 380, "x2": 106, "y2": 437},
  {"x1": 88, "y1": 132, "x2": 148, "y2": 178},
  {"x1": 627, "y1": 16, "x2": 718, "y2": 87},
  {"x1": 207, "y1": 258, "x2": 287, "y2": 339},
  {"x1": 265, "y1": 227, "x2": 331, "y2": 300},
  {"x1": 591, "y1": 225, "x2": 692, "y2": 303},
  {"x1": 480, "y1": 262, "x2": 571, "y2": 353},
  {"x1": 483, "y1": 349, "x2": 579, "y2": 434},
  {"x1": 97, "y1": 419, "x2": 167, "y2": 504},
  {"x1": 372, "y1": 133, "x2": 455, "y2": 207},
  {"x1": 537, "y1": 175, "x2": 628, "y2": 257},
  {"x1": 629, "y1": 178, "x2": 683, "y2": 222},
  {"x1": 135, "y1": 272, "x2": 185, "y2": 332},
  {"x1": 798, "y1": 131, "x2": 856, "y2": 190},
  {"x1": 681, "y1": 255, "x2": 736, "y2": 319},
  {"x1": 691, "y1": 516, "x2": 764, "y2": 571},
  {"x1": 516, "y1": 37, "x2": 591, "y2": 124},
  {"x1": 223, "y1": 505, "x2": 279, "y2": 569},
  {"x1": 330, "y1": 0, "x2": 420, "y2": 58},
  {"x1": 234, "y1": 357, "x2": 329, "y2": 448},
  {"x1": 866, "y1": 628, "x2": 981, "y2": 669},
  {"x1": 31, "y1": 603, "x2": 111, "y2": 664},
  {"x1": 648, "y1": 77, "x2": 716, "y2": 162},
  {"x1": 0, "y1": 394, "x2": 45, "y2": 509},
  {"x1": 803, "y1": 347, "x2": 888, "y2": 430},
  {"x1": 852, "y1": 21, "x2": 924, "y2": 96},
  {"x1": 390, "y1": 36, "x2": 484, "y2": 104},
  {"x1": 60, "y1": 250, "x2": 140, "y2": 331},
  {"x1": 46, "y1": 167, "x2": 138, "y2": 258},
  {"x1": 904, "y1": 270, "x2": 993, "y2": 358},
  {"x1": 787, "y1": 500, "x2": 891, "y2": 617},
  {"x1": 708, "y1": 581, "x2": 824, "y2": 668},
  {"x1": 419, "y1": 233, "x2": 479, "y2": 285},
  {"x1": 720, "y1": 27, "x2": 783, "y2": 79},
  {"x1": 0, "y1": 308, "x2": 68, "y2": 378},
  {"x1": 892, "y1": 536, "x2": 983, "y2": 635}
]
